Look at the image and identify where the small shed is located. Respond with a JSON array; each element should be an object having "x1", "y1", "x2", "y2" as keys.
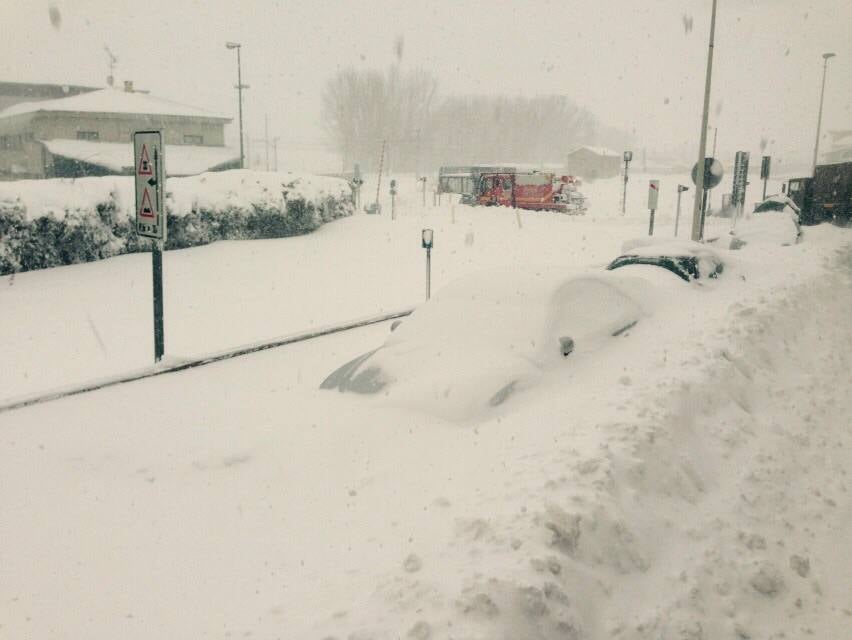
[{"x1": 564, "y1": 146, "x2": 621, "y2": 180}]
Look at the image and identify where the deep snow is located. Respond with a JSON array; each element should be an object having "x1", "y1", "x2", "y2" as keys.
[{"x1": 0, "y1": 173, "x2": 850, "y2": 639}]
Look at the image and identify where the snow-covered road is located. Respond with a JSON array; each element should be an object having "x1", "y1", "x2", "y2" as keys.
[{"x1": 1, "y1": 175, "x2": 849, "y2": 639}]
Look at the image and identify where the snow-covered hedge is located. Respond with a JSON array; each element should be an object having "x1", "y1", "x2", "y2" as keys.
[{"x1": 0, "y1": 170, "x2": 354, "y2": 274}]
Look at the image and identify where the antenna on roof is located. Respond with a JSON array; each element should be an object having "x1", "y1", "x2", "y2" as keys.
[{"x1": 104, "y1": 45, "x2": 117, "y2": 87}]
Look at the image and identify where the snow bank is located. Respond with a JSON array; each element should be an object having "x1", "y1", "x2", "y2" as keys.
[{"x1": 0, "y1": 170, "x2": 354, "y2": 274}]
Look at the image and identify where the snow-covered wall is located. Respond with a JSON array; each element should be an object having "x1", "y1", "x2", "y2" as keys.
[{"x1": 0, "y1": 170, "x2": 354, "y2": 274}]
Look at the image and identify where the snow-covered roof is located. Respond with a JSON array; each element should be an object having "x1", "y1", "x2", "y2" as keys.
[
  {"x1": 566, "y1": 145, "x2": 621, "y2": 158},
  {"x1": 0, "y1": 88, "x2": 230, "y2": 121},
  {"x1": 41, "y1": 139, "x2": 239, "y2": 176}
]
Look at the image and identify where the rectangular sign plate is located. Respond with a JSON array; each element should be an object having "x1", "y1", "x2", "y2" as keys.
[
  {"x1": 647, "y1": 179, "x2": 660, "y2": 209},
  {"x1": 133, "y1": 131, "x2": 166, "y2": 240}
]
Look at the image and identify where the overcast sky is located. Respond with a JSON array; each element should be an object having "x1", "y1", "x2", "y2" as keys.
[{"x1": 2, "y1": 0, "x2": 850, "y2": 172}]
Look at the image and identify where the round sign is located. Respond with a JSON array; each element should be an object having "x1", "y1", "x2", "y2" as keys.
[{"x1": 691, "y1": 158, "x2": 724, "y2": 189}]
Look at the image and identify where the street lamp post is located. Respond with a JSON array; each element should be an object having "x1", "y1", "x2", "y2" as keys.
[
  {"x1": 226, "y1": 42, "x2": 248, "y2": 169},
  {"x1": 812, "y1": 52, "x2": 836, "y2": 173}
]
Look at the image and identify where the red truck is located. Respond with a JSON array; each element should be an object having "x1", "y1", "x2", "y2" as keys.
[{"x1": 476, "y1": 171, "x2": 586, "y2": 214}]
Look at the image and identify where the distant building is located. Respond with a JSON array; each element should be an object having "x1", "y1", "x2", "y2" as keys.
[
  {"x1": 0, "y1": 82, "x2": 238, "y2": 180},
  {"x1": 0, "y1": 81, "x2": 99, "y2": 112},
  {"x1": 821, "y1": 129, "x2": 852, "y2": 165},
  {"x1": 564, "y1": 146, "x2": 621, "y2": 180}
]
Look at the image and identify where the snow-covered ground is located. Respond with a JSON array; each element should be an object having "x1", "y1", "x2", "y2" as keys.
[{"x1": 1, "y1": 173, "x2": 850, "y2": 639}]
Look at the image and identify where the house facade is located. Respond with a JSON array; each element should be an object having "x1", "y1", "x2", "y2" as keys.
[
  {"x1": 0, "y1": 83, "x2": 238, "y2": 180},
  {"x1": 564, "y1": 146, "x2": 622, "y2": 180}
]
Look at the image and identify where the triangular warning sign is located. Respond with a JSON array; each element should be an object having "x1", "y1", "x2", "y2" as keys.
[
  {"x1": 138, "y1": 144, "x2": 153, "y2": 175},
  {"x1": 138, "y1": 188, "x2": 155, "y2": 218}
]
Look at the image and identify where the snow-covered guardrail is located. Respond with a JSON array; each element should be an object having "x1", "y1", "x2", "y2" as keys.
[{"x1": 0, "y1": 307, "x2": 413, "y2": 414}]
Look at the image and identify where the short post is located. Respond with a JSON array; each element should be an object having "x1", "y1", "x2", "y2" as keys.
[
  {"x1": 647, "y1": 179, "x2": 659, "y2": 235},
  {"x1": 675, "y1": 184, "x2": 689, "y2": 237},
  {"x1": 760, "y1": 155, "x2": 771, "y2": 201},
  {"x1": 390, "y1": 179, "x2": 397, "y2": 220},
  {"x1": 353, "y1": 163, "x2": 363, "y2": 210},
  {"x1": 422, "y1": 229, "x2": 434, "y2": 301},
  {"x1": 621, "y1": 150, "x2": 633, "y2": 214}
]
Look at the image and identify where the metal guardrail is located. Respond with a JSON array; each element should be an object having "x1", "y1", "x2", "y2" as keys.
[{"x1": 0, "y1": 307, "x2": 415, "y2": 415}]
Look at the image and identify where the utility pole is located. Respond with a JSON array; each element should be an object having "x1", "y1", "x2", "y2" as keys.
[
  {"x1": 690, "y1": 0, "x2": 718, "y2": 241},
  {"x1": 272, "y1": 137, "x2": 279, "y2": 171},
  {"x1": 812, "y1": 52, "x2": 837, "y2": 173},
  {"x1": 226, "y1": 42, "x2": 248, "y2": 169},
  {"x1": 374, "y1": 139, "x2": 386, "y2": 213}
]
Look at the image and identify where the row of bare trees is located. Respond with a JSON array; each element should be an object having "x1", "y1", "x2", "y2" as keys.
[{"x1": 321, "y1": 65, "x2": 630, "y2": 173}]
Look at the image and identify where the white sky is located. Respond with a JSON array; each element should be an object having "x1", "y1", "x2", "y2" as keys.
[{"x1": 2, "y1": 0, "x2": 850, "y2": 171}]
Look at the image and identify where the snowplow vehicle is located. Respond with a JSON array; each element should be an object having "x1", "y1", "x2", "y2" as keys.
[{"x1": 476, "y1": 172, "x2": 586, "y2": 214}]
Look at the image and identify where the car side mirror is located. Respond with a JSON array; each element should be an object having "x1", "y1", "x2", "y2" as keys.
[{"x1": 559, "y1": 336, "x2": 575, "y2": 357}]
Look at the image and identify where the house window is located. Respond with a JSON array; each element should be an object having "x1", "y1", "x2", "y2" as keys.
[
  {"x1": 183, "y1": 134, "x2": 203, "y2": 145},
  {"x1": 77, "y1": 131, "x2": 99, "y2": 140},
  {"x1": 1, "y1": 135, "x2": 22, "y2": 149}
]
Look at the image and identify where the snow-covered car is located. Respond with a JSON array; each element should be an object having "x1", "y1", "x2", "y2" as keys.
[
  {"x1": 320, "y1": 267, "x2": 655, "y2": 420},
  {"x1": 726, "y1": 195, "x2": 802, "y2": 249},
  {"x1": 606, "y1": 239, "x2": 725, "y2": 282}
]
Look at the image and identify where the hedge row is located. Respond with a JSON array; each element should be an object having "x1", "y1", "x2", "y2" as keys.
[{"x1": 0, "y1": 185, "x2": 353, "y2": 275}]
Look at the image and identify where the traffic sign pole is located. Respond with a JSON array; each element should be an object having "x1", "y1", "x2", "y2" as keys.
[
  {"x1": 647, "y1": 179, "x2": 659, "y2": 236},
  {"x1": 691, "y1": 0, "x2": 718, "y2": 241},
  {"x1": 134, "y1": 130, "x2": 167, "y2": 363},
  {"x1": 152, "y1": 241, "x2": 164, "y2": 362}
]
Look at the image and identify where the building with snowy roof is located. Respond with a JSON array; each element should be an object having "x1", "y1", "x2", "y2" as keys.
[
  {"x1": 0, "y1": 81, "x2": 99, "y2": 112},
  {"x1": 821, "y1": 129, "x2": 852, "y2": 165},
  {"x1": 563, "y1": 145, "x2": 622, "y2": 180},
  {"x1": 0, "y1": 83, "x2": 239, "y2": 180}
]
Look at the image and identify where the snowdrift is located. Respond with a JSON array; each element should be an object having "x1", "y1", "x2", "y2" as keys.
[{"x1": 0, "y1": 170, "x2": 354, "y2": 274}]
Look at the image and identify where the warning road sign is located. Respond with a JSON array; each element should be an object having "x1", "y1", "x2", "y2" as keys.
[
  {"x1": 138, "y1": 144, "x2": 153, "y2": 175},
  {"x1": 138, "y1": 188, "x2": 155, "y2": 218},
  {"x1": 133, "y1": 131, "x2": 166, "y2": 240}
]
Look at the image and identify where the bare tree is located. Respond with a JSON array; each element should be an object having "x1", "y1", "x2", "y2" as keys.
[
  {"x1": 321, "y1": 65, "x2": 438, "y2": 172},
  {"x1": 322, "y1": 67, "x2": 629, "y2": 172}
]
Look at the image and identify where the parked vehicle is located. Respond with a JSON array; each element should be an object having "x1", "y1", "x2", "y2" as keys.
[
  {"x1": 786, "y1": 161, "x2": 852, "y2": 225},
  {"x1": 320, "y1": 267, "x2": 646, "y2": 420},
  {"x1": 607, "y1": 240, "x2": 725, "y2": 282},
  {"x1": 476, "y1": 171, "x2": 586, "y2": 214}
]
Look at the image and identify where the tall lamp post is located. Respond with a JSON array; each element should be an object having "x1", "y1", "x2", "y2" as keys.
[
  {"x1": 226, "y1": 42, "x2": 249, "y2": 169},
  {"x1": 812, "y1": 52, "x2": 836, "y2": 173}
]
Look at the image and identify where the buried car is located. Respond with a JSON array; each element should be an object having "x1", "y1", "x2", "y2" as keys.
[
  {"x1": 606, "y1": 239, "x2": 725, "y2": 282},
  {"x1": 727, "y1": 195, "x2": 802, "y2": 249},
  {"x1": 320, "y1": 267, "x2": 665, "y2": 420}
]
